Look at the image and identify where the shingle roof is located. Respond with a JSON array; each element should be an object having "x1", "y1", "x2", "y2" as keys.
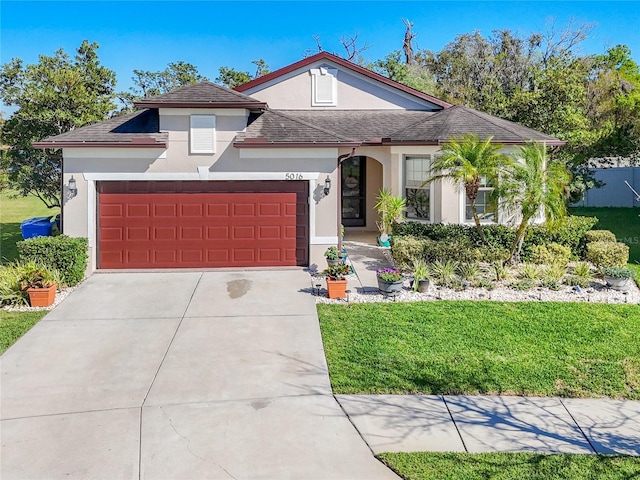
[
  {"x1": 134, "y1": 81, "x2": 266, "y2": 109},
  {"x1": 236, "y1": 110, "x2": 359, "y2": 146},
  {"x1": 389, "y1": 106, "x2": 564, "y2": 145},
  {"x1": 235, "y1": 107, "x2": 564, "y2": 147},
  {"x1": 34, "y1": 109, "x2": 167, "y2": 147}
]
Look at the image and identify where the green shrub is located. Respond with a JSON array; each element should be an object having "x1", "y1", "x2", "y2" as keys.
[
  {"x1": 430, "y1": 259, "x2": 459, "y2": 286},
  {"x1": 0, "y1": 264, "x2": 28, "y2": 306},
  {"x1": 424, "y1": 238, "x2": 479, "y2": 264},
  {"x1": 17, "y1": 235, "x2": 88, "y2": 286},
  {"x1": 546, "y1": 215, "x2": 599, "y2": 256},
  {"x1": 566, "y1": 261, "x2": 594, "y2": 288},
  {"x1": 510, "y1": 278, "x2": 535, "y2": 291},
  {"x1": 457, "y1": 262, "x2": 479, "y2": 281},
  {"x1": 584, "y1": 230, "x2": 617, "y2": 243},
  {"x1": 529, "y1": 243, "x2": 571, "y2": 266},
  {"x1": 390, "y1": 236, "x2": 429, "y2": 269},
  {"x1": 601, "y1": 266, "x2": 634, "y2": 279},
  {"x1": 586, "y1": 241, "x2": 630, "y2": 267},
  {"x1": 520, "y1": 263, "x2": 540, "y2": 280}
]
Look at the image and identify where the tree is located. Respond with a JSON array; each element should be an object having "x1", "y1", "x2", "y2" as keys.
[
  {"x1": 496, "y1": 143, "x2": 570, "y2": 263},
  {"x1": 118, "y1": 61, "x2": 208, "y2": 111},
  {"x1": 428, "y1": 134, "x2": 508, "y2": 244},
  {"x1": 215, "y1": 59, "x2": 270, "y2": 88},
  {"x1": 0, "y1": 40, "x2": 116, "y2": 207}
]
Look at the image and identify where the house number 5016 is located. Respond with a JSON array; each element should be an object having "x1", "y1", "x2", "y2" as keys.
[{"x1": 285, "y1": 173, "x2": 303, "y2": 180}]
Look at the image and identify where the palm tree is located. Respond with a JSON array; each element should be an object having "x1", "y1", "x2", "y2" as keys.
[
  {"x1": 496, "y1": 143, "x2": 570, "y2": 263},
  {"x1": 428, "y1": 134, "x2": 508, "y2": 244}
]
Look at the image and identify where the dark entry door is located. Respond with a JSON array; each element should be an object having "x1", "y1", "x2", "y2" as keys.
[{"x1": 341, "y1": 156, "x2": 366, "y2": 227}]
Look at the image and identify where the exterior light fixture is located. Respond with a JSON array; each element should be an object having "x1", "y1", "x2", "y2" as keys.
[
  {"x1": 68, "y1": 176, "x2": 78, "y2": 197},
  {"x1": 323, "y1": 176, "x2": 331, "y2": 196}
]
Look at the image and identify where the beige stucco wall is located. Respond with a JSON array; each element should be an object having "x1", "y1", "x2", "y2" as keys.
[{"x1": 242, "y1": 60, "x2": 437, "y2": 110}]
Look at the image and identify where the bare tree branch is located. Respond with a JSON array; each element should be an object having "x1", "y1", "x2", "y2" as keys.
[
  {"x1": 402, "y1": 18, "x2": 417, "y2": 65},
  {"x1": 340, "y1": 31, "x2": 371, "y2": 61}
]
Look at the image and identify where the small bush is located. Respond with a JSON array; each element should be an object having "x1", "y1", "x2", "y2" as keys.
[
  {"x1": 584, "y1": 230, "x2": 617, "y2": 243},
  {"x1": 391, "y1": 236, "x2": 429, "y2": 270},
  {"x1": 511, "y1": 278, "x2": 535, "y2": 291},
  {"x1": 520, "y1": 263, "x2": 540, "y2": 280},
  {"x1": 17, "y1": 235, "x2": 88, "y2": 286},
  {"x1": 529, "y1": 243, "x2": 571, "y2": 266},
  {"x1": 491, "y1": 261, "x2": 511, "y2": 281},
  {"x1": 424, "y1": 238, "x2": 479, "y2": 264},
  {"x1": 586, "y1": 241, "x2": 629, "y2": 267},
  {"x1": 430, "y1": 259, "x2": 459, "y2": 286},
  {"x1": 601, "y1": 266, "x2": 634, "y2": 279},
  {"x1": 546, "y1": 215, "x2": 599, "y2": 256},
  {"x1": 457, "y1": 262, "x2": 479, "y2": 281}
]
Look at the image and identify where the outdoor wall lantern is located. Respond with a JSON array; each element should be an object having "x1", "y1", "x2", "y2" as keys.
[
  {"x1": 68, "y1": 176, "x2": 78, "y2": 197},
  {"x1": 323, "y1": 176, "x2": 331, "y2": 196}
]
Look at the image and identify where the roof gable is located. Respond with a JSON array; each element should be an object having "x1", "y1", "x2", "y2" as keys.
[
  {"x1": 235, "y1": 52, "x2": 451, "y2": 110},
  {"x1": 134, "y1": 81, "x2": 266, "y2": 109}
]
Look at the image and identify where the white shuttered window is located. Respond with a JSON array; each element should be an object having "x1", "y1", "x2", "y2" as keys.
[
  {"x1": 190, "y1": 115, "x2": 216, "y2": 154},
  {"x1": 310, "y1": 67, "x2": 338, "y2": 106}
]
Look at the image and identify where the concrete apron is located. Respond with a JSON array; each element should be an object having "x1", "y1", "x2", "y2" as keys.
[{"x1": 1, "y1": 270, "x2": 398, "y2": 480}]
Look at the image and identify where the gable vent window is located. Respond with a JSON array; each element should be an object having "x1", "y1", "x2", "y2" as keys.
[
  {"x1": 190, "y1": 114, "x2": 216, "y2": 154},
  {"x1": 310, "y1": 67, "x2": 338, "y2": 107}
]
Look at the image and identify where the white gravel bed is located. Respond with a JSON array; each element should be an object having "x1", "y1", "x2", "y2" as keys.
[{"x1": 313, "y1": 275, "x2": 640, "y2": 305}]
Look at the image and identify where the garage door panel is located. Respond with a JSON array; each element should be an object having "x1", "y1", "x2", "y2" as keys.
[{"x1": 98, "y1": 181, "x2": 308, "y2": 269}]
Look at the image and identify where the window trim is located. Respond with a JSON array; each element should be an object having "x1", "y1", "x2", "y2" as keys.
[
  {"x1": 404, "y1": 154, "x2": 434, "y2": 222},
  {"x1": 190, "y1": 114, "x2": 216, "y2": 154}
]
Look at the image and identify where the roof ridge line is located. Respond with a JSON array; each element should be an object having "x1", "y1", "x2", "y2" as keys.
[{"x1": 387, "y1": 108, "x2": 446, "y2": 139}]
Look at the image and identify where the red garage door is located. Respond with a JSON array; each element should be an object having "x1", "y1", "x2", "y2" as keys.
[{"x1": 98, "y1": 181, "x2": 308, "y2": 269}]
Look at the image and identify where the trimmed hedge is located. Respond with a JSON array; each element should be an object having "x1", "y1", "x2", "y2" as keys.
[
  {"x1": 529, "y1": 243, "x2": 571, "y2": 266},
  {"x1": 391, "y1": 236, "x2": 480, "y2": 269},
  {"x1": 585, "y1": 241, "x2": 629, "y2": 267},
  {"x1": 17, "y1": 235, "x2": 88, "y2": 286},
  {"x1": 392, "y1": 216, "x2": 598, "y2": 258},
  {"x1": 584, "y1": 230, "x2": 617, "y2": 243}
]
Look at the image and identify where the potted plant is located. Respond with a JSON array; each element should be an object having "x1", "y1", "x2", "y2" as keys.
[
  {"x1": 324, "y1": 246, "x2": 346, "y2": 267},
  {"x1": 324, "y1": 263, "x2": 351, "y2": 299},
  {"x1": 18, "y1": 261, "x2": 60, "y2": 307},
  {"x1": 374, "y1": 189, "x2": 406, "y2": 247},
  {"x1": 376, "y1": 267, "x2": 404, "y2": 295},
  {"x1": 411, "y1": 259, "x2": 431, "y2": 293},
  {"x1": 601, "y1": 266, "x2": 633, "y2": 291}
]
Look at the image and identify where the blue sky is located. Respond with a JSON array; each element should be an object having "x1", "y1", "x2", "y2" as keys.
[{"x1": 2, "y1": 0, "x2": 639, "y2": 113}]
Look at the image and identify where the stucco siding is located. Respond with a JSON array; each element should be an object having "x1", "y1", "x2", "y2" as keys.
[{"x1": 242, "y1": 61, "x2": 437, "y2": 110}]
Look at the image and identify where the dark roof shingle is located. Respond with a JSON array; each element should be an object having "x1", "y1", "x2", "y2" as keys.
[
  {"x1": 34, "y1": 109, "x2": 167, "y2": 147},
  {"x1": 134, "y1": 81, "x2": 266, "y2": 108}
]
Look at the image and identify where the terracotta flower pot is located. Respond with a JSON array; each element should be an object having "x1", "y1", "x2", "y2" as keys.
[
  {"x1": 326, "y1": 278, "x2": 348, "y2": 299},
  {"x1": 27, "y1": 284, "x2": 57, "y2": 307}
]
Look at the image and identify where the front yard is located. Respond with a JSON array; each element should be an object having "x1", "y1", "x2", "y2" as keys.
[{"x1": 318, "y1": 301, "x2": 640, "y2": 399}]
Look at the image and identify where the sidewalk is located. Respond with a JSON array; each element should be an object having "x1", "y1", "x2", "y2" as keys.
[{"x1": 338, "y1": 394, "x2": 640, "y2": 456}]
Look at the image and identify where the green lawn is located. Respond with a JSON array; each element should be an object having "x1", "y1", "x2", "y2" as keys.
[
  {"x1": 378, "y1": 452, "x2": 640, "y2": 480},
  {"x1": 0, "y1": 310, "x2": 47, "y2": 354},
  {"x1": 0, "y1": 191, "x2": 58, "y2": 264},
  {"x1": 569, "y1": 207, "x2": 640, "y2": 263},
  {"x1": 318, "y1": 301, "x2": 640, "y2": 399}
]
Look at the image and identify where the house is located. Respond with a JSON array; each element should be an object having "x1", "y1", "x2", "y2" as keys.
[{"x1": 34, "y1": 52, "x2": 563, "y2": 272}]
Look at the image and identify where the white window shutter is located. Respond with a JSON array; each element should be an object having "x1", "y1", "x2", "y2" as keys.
[
  {"x1": 310, "y1": 67, "x2": 337, "y2": 106},
  {"x1": 190, "y1": 115, "x2": 216, "y2": 154}
]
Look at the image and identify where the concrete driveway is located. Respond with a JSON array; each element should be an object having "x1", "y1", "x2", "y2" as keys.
[{"x1": 1, "y1": 270, "x2": 397, "y2": 479}]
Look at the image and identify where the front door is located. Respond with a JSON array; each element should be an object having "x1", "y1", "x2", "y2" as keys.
[{"x1": 341, "y1": 156, "x2": 366, "y2": 227}]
